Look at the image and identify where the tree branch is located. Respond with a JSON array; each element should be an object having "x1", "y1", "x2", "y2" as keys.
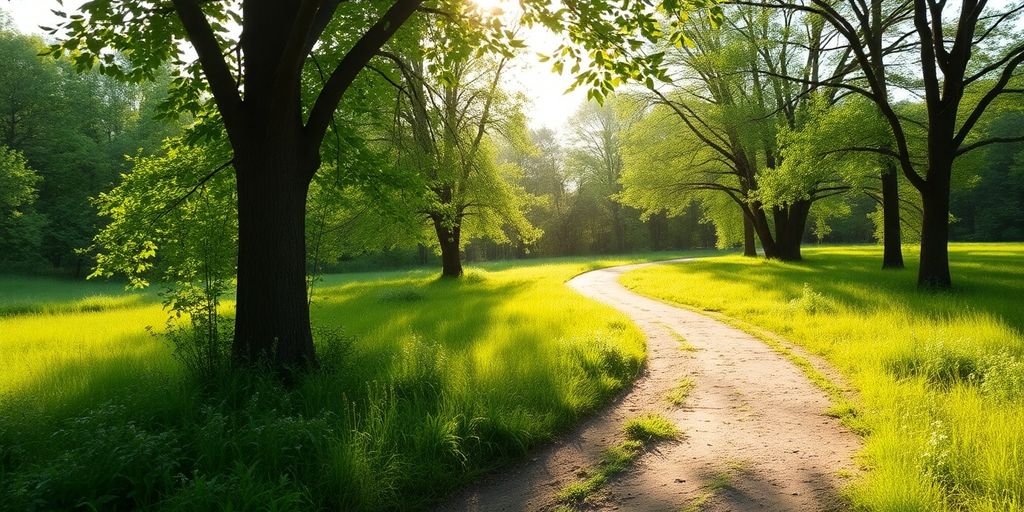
[
  {"x1": 306, "y1": 0, "x2": 423, "y2": 148},
  {"x1": 303, "y1": 0, "x2": 345, "y2": 56},
  {"x1": 155, "y1": 159, "x2": 235, "y2": 221},
  {"x1": 955, "y1": 50, "x2": 1024, "y2": 146},
  {"x1": 955, "y1": 135, "x2": 1024, "y2": 156},
  {"x1": 171, "y1": 0, "x2": 243, "y2": 133}
]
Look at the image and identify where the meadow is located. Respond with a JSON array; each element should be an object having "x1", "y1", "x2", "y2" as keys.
[
  {"x1": 0, "y1": 252, "x2": 708, "y2": 511},
  {"x1": 621, "y1": 243, "x2": 1024, "y2": 511}
]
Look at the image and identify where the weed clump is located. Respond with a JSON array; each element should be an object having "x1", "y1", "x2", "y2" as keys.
[
  {"x1": 788, "y1": 283, "x2": 832, "y2": 314},
  {"x1": 555, "y1": 440, "x2": 644, "y2": 505},
  {"x1": 571, "y1": 334, "x2": 643, "y2": 384},
  {"x1": 666, "y1": 378, "x2": 695, "y2": 406},
  {"x1": 623, "y1": 413, "x2": 680, "y2": 442},
  {"x1": 160, "y1": 318, "x2": 232, "y2": 378},
  {"x1": 556, "y1": 414, "x2": 679, "y2": 506}
]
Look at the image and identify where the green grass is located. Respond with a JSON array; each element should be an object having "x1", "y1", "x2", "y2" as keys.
[
  {"x1": 623, "y1": 413, "x2": 681, "y2": 442},
  {"x1": 621, "y1": 243, "x2": 1024, "y2": 511},
  {"x1": 679, "y1": 463, "x2": 741, "y2": 512},
  {"x1": 0, "y1": 275, "x2": 155, "y2": 316},
  {"x1": 666, "y1": 377, "x2": 695, "y2": 406},
  {"x1": 556, "y1": 413, "x2": 680, "y2": 506},
  {"x1": 0, "y1": 251, "x2": 715, "y2": 511},
  {"x1": 663, "y1": 324, "x2": 699, "y2": 352}
]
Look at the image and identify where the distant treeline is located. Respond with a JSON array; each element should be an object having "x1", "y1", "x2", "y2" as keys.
[
  {"x1": 1, "y1": 20, "x2": 1021, "y2": 277},
  {"x1": 0, "y1": 26, "x2": 180, "y2": 275}
]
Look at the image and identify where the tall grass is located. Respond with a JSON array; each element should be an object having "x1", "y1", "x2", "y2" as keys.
[
  {"x1": 0, "y1": 275, "x2": 154, "y2": 316},
  {"x1": 621, "y1": 243, "x2": 1024, "y2": 511},
  {"x1": 0, "y1": 252, "x2": 711, "y2": 510}
]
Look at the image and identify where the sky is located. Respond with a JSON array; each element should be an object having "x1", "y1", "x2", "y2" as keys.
[{"x1": 3, "y1": 0, "x2": 585, "y2": 134}]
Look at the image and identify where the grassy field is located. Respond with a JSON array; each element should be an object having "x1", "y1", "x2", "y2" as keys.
[
  {"x1": 0, "y1": 251, "x2": 713, "y2": 511},
  {"x1": 621, "y1": 243, "x2": 1024, "y2": 511}
]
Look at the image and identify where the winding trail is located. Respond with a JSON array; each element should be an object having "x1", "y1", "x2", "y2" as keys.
[{"x1": 439, "y1": 259, "x2": 861, "y2": 511}]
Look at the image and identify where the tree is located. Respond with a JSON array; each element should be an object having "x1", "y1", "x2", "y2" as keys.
[
  {"x1": 514, "y1": 128, "x2": 576, "y2": 254},
  {"x1": 383, "y1": 48, "x2": 539, "y2": 277},
  {"x1": 0, "y1": 145, "x2": 39, "y2": 217},
  {"x1": 55, "y1": 0, "x2": 716, "y2": 371},
  {"x1": 567, "y1": 99, "x2": 637, "y2": 253},
  {"x1": 619, "y1": 96, "x2": 756, "y2": 253},
  {"x1": 767, "y1": 95, "x2": 920, "y2": 246},
  {"x1": 0, "y1": 27, "x2": 177, "y2": 273},
  {"x1": 0, "y1": 145, "x2": 42, "y2": 264},
  {"x1": 741, "y1": 0, "x2": 1024, "y2": 287},
  {"x1": 952, "y1": 110, "x2": 1024, "y2": 240},
  {"x1": 623, "y1": 7, "x2": 853, "y2": 261},
  {"x1": 91, "y1": 139, "x2": 237, "y2": 373}
]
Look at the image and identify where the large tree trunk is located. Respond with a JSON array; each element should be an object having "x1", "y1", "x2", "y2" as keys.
[
  {"x1": 918, "y1": 180, "x2": 952, "y2": 288},
  {"x1": 433, "y1": 217, "x2": 463, "y2": 278},
  {"x1": 772, "y1": 201, "x2": 810, "y2": 261},
  {"x1": 880, "y1": 160, "x2": 905, "y2": 269},
  {"x1": 232, "y1": 148, "x2": 317, "y2": 370},
  {"x1": 742, "y1": 212, "x2": 757, "y2": 257},
  {"x1": 749, "y1": 204, "x2": 780, "y2": 259}
]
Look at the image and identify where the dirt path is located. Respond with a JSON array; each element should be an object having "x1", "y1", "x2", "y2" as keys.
[{"x1": 438, "y1": 259, "x2": 861, "y2": 512}]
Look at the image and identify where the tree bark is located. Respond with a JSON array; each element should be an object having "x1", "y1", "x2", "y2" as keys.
[
  {"x1": 880, "y1": 161, "x2": 905, "y2": 269},
  {"x1": 749, "y1": 204, "x2": 780, "y2": 259},
  {"x1": 772, "y1": 201, "x2": 810, "y2": 261},
  {"x1": 232, "y1": 145, "x2": 317, "y2": 370},
  {"x1": 742, "y1": 211, "x2": 757, "y2": 257},
  {"x1": 868, "y1": 0, "x2": 905, "y2": 271},
  {"x1": 647, "y1": 213, "x2": 665, "y2": 251},
  {"x1": 610, "y1": 202, "x2": 626, "y2": 252},
  {"x1": 918, "y1": 179, "x2": 952, "y2": 288},
  {"x1": 433, "y1": 216, "x2": 463, "y2": 278}
]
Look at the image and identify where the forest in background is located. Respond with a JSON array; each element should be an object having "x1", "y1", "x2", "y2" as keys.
[{"x1": 2, "y1": 8, "x2": 1021, "y2": 279}]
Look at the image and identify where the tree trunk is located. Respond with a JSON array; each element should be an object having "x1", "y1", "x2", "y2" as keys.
[
  {"x1": 611, "y1": 203, "x2": 626, "y2": 252},
  {"x1": 749, "y1": 205, "x2": 780, "y2": 259},
  {"x1": 433, "y1": 217, "x2": 463, "y2": 278},
  {"x1": 232, "y1": 150, "x2": 317, "y2": 371},
  {"x1": 918, "y1": 182, "x2": 952, "y2": 288},
  {"x1": 647, "y1": 213, "x2": 665, "y2": 251},
  {"x1": 880, "y1": 161, "x2": 905, "y2": 269},
  {"x1": 773, "y1": 201, "x2": 810, "y2": 261},
  {"x1": 868, "y1": 0, "x2": 905, "y2": 271},
  {"x1": 742, "y1": 212, "x2": 757, "y2": 257}
]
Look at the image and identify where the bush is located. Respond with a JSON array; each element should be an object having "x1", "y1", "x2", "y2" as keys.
[{"x1": 161, "y1": 317, "x2": 232, "y2": 379}]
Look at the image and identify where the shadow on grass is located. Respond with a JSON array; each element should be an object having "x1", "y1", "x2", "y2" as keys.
[{"x1": 1, "y1": 264, "x2": 641, "y2": 511}]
